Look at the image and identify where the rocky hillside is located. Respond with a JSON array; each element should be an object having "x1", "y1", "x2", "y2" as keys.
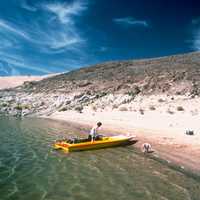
[
  {"x1": 0, "y1": 51, "x2": 200, "y2": 117},
  {"x1": 19, "y1": 51, "x2": 200, "y2": 95}
]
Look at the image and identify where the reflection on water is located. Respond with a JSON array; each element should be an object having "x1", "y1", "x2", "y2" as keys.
[{"x1": 0, "y1": 116, "x2": 200, "y2": 200}]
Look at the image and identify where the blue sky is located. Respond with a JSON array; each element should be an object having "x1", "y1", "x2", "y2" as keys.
[{"x1": 0, "y1": 0, "x2": 199, "y2": 76}]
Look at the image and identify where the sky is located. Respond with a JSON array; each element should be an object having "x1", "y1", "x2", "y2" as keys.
[{"x1": 0, "y1": 0, "x2": 199, "y2": 76}]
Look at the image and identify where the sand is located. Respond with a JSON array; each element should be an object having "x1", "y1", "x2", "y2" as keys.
[
  {"x1": 0, "y1": 74, "x2": 58, "y2": 90},
  {"x1": 48, "y1": 109, "x2": 200, "y2": 173},
  {"x1": 0, "y1": 76, "x2": 44, "y2": 90}
]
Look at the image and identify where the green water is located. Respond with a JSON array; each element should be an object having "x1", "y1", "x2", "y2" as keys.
[{"x1": 0, "y1": 117, "x2": 200, "y2": 200}]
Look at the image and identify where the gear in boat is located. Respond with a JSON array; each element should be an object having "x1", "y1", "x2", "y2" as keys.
[{"x1": 59, "y1": 135, "x2": 104, "y2": 144}]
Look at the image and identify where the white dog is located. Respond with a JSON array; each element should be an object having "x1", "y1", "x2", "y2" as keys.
[{"x1": 142, "y1": 143, "x2": 152, "y2": 153}]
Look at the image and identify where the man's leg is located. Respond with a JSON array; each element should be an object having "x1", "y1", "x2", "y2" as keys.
[{"x1": 88, "y1": 135, "x2": 92, "y2": 141}]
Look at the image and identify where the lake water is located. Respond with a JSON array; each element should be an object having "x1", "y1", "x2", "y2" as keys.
[{"x1": 0, "y1": 116, "x2": 200, "y2": 200}]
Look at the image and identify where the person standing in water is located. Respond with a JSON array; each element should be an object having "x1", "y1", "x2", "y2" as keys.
[{"x1": 88, "y1": 122, "x2": 102, "y2": 142}]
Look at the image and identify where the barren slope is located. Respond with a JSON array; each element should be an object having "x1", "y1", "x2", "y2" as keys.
[{"x1": 19, "y1": 52, "x2": 200, "y2": 96}]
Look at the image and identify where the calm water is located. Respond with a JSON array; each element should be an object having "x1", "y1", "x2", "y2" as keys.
[{"x1": 0, "y1": 117, "x2": 200, "y2": 200}]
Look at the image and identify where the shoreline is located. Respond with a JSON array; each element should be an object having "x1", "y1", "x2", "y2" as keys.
[{"x1": 44, "y1": 110, "x2": 200, "y2": 174}]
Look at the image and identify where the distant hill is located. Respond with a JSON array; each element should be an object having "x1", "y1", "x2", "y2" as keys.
[
  {"x1": 20, "y1": 51, "x2": 200, "y2": 96},
  {"x1": 0, "y1": 74, "x2": 59, "y2": 90},
  {"x1": 0, "y1": 76, "x2": 44, "y2": 90}
]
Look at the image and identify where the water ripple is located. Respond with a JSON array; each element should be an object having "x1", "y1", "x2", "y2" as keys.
[{"x1": 6, "y1": 181, "x2": 19, "y2": 199}]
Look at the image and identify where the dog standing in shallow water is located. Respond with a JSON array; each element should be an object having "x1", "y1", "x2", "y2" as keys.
[{"x1": 142, "y1": 143, "x2": 152, "y2": 153}]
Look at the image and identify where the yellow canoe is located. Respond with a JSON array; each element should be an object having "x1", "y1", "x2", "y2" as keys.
[{"x1": 54, "y1": 135, "x2": 136, "y2": 152}]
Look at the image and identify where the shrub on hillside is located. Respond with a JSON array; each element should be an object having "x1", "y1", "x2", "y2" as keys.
[
  {"x1": 167, "y1": 109, "x2": 174, "y2": 114},
  {"x1": 75, "y1": 105, "x2": 83, "y2": 113},
  {"x1": 91, "y1": 105, "x2": 97, "y2": 112},
  {"x1": 59, "y1": 107, "x2": 68, "y2": 112},
  {"x1": 1, "y1": 103, "x2": 8, "y2": 107},
  {"x1": 119, "y1": 106, "x2": 128, "y2": 111},
  {"x1": 112, "y1": 104, "x2": 118, "y2": 110},
  {"x1": 158, "y1": 98, "x2": 165, "y2": 103},
  {"x1": 127, "y1": 86, "x2": 141, "y2": 97},
  {"x1": 14, "y1": 105, "x2": 23, "y2": 111},
  {"x1": 149, "y1": 105, "x2": 156, "y2": 110},
  {"x1": 139, "y1": 108, "x2": 144, "y2": 115},
  {"x1": 177, "y1": 106, "x2": 184, "y2": 111},
  {"x1": 14, "y1": 104, "x2": 31, "y2": 110}
]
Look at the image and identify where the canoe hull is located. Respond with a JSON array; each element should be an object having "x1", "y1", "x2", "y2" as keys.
[{"x1": 54, "y1": 136, "x2": 135, "y2": 152}]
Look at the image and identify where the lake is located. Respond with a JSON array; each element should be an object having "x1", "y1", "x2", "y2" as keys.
[{"x1": 0, "y1": 116, "x2": 200, "y2": 200}]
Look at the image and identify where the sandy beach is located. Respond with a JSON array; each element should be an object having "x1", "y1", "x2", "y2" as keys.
[
  {"x1": 0, "y1": 74, "x2": 58, "y2": 90},
  {"x1": 0, "y1": 76, "x2": 46, "y2": 90},
  {"x1": 48, "y1": 104, "x2": 200, "y2": 173}
]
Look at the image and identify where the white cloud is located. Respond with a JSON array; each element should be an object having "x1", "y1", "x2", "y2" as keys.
[
  {"x1": 113, "y1": 17, "x2": 148, "y2": 27},
  {"x1": 43, "y1": 1, "x2": 87, "y2": 24},
  {"x1": 0, "y1": 37, "x2": 14, "y2": 49},
  {"x1": 10, "y1": 65, "x2": 20, "y2": 76},
  {"x1": 0, "y1": 62, "x2": 9, "y2": 75},
  {"x1": 0, "y1": 52, "x2": 52, "y2": 74},
  {"x1": 21, "y1": 0, "x2": 37, "y2": 12},
  {"x1": 0, "y1": 20, "x2": 30, "y2": 40},
  {"x1": 191, "y1": 18, "x2": 200, "y2": 51},
  {"x1": 34, "y1": 29, "x2": 82, "y2": 50},
  {"x1": 0, "y1": 0, "x2": 87, "y2": 51},
  {"x1": 192, "y1": 17, "x2": 200, "y2": 25},
  {"x1": 100, "y1": 46, "x2": 108, "y2": 52},
  {"x1": 0, "y1": 19, "x2": 75, "y2": 50},
  {"x1": 0, "y1": 0, "x2": 89, "y2": 75},
  {"x1": 0, "y1": 61, "x2": 20, "y2": 76},
  {"x1": 38, "y1": 1, "x2": 87, "y2": 51},
  {"x1": 193, "y1": 28, "x2": 200, "y2": 50}
]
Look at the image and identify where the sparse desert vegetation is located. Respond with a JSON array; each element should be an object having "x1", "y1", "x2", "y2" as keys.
[
  {"x1": 158, "y1": 98, "x2": 165, "y2": 103},
  {"x1": 177, "y1": 106, "x2": 184, "y2": 111},
  {"x1": 74, "y1": 105, "x2": 83, "y2": 113},
  {"x1": 119, "y1": 106, "x2": 128, "y2": 111},
  {"x1": 139, "y1": 108, "x2": 145, "y2": 115},
  {"x1": 149, "y1": 105, "x2": 156, "y2": 110},
  {"x1": 167, "y1": 108, "x2": 174, "y2": 114}
]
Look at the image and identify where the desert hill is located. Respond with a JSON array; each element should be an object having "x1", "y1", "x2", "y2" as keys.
[{"x1": 20, "y1": 51, "x2": 200, "y2": 96}]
